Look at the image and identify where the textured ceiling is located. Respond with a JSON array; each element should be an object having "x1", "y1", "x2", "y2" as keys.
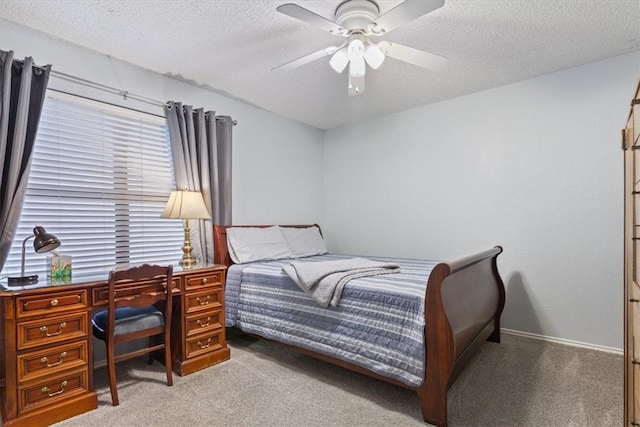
[{"x1": 0, "y1": 0, "x2": 638, "y2": 129}]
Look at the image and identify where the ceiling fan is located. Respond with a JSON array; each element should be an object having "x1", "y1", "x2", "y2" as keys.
[{"x1": 272, "y1": 0, "x2": 449, "y2": 96}]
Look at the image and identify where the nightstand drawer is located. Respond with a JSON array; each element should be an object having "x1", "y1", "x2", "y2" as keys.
[
  {"x1": 19, "y1": 368, "x2": 89, "y2": 413},
  {"x1": 18, "y1": 340, "x2": 88, "y2": 383},
  {"x1": 185, "y1": 288, "x2": 223, "y2": 314},
  {"x1": 17, "y1": 290, "x2": 88, "y2": 318},
  {"x1": 184, "y1": 270, "x2": 223, "y2": 290},
  {"x1": 185, "y1": 309, "x2": 223, "y2": 336},
  {"x1": 18, "y1": 313, "x2": 88, "y2": 350},
  {"x1": 185, "y1": 330, "x2": 224, "y2": 358}
]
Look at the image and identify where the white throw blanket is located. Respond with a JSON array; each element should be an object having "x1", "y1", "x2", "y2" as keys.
[{"x1": 282, "y1": 258, "x2": 400, "y2": 307}]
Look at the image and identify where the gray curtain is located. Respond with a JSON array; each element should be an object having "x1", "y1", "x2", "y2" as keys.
[
  {"x1": 164, "y1": 101, "x2": 233, "y2": 264},
  {"x1": 0, "y1": 50, "x2": 51, "y2": 272}
]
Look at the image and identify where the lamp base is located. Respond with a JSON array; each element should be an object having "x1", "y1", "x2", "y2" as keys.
[
  {"x1": 179, "y1": 224, "x2": 198, "y2": 269},
  {"x1": 7, "y1": 274, "x2": 39, "y2": 286},
  {"x1": 179, "y1": 258, "x2": 198, "y2": 269}
]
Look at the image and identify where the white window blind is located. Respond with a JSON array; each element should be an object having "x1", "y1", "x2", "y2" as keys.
[{"x1": 2, "y1": 92, "x2": 184, "y2": 279}]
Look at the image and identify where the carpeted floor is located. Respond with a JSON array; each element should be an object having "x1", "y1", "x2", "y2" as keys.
[{"x1": 54, "y1": 331, "x2": 622, "y2": 427}]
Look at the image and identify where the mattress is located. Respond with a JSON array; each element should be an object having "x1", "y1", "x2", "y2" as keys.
[{"x1": 226, "y1": 254, "x2": 439, "y2": 386}]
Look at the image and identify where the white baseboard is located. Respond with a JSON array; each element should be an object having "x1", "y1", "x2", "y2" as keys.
[{"x1": 501, "y1": 328, "x2": 623, "y2": 355}]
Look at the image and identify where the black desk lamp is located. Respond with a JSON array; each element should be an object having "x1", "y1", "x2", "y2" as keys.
[{"x1": 8, "y1": 226, "x2": 61, "y2": 285}]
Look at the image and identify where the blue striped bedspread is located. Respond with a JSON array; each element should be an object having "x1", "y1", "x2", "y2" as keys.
[{"x1": 225, "y1": 254, "x2": 439, "y2": 387}]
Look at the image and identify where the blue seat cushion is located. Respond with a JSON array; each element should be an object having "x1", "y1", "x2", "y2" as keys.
[{"x1": 92, "y1": 306, "x2": 164, "y2": 338}]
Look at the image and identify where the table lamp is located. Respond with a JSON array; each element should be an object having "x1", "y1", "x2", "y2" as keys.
[
  {"x1": 8, "y1": 226, "x2": 61, "y2": 285},
  {"x1": 161, "y1": 190, "x2": 211, "y2": 268}
]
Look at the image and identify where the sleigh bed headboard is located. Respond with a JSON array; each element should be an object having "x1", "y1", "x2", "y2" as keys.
[{"x1": 212, "y1": 224, "x2": 322, "y2": 266}]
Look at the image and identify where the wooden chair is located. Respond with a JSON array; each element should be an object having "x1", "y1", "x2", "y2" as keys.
[{"x1": 91, "y1": 264, "x2": 174, "y2": 406}]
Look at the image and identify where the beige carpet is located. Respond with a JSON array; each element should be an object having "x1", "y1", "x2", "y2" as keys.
[{"x1": 54, "y1": 331, "x2": 622, "y2": 427}]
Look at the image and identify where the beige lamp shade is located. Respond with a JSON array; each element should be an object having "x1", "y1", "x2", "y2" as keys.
[{"x1": 160, "y1": 190, "x2": 211, "y2": 220}]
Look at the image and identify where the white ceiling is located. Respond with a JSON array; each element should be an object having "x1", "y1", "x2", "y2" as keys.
[{"x1": 0, "y1": 0, "x2": 638, "y2": 130}]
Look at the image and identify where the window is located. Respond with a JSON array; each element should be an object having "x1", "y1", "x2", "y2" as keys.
[{"x1": 2, "y1": 92, "x2": 184, "y2": 278}]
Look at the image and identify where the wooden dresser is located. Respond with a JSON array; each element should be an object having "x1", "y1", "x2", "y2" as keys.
[
  {"x1": 624, "y1": 79, "x2": 640, "y2": 427},
  {"x1": 0, "y1": 263, "x2": 230, "y2": 427}
]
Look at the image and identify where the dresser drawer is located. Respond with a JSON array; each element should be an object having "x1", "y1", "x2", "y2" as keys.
[
  {"x1": 17, "y1": 290, "x2": 88, "y2": 318},
  {"x1": 185, "y1": 309, "x2": 223, "y2": 337},
  {"x1": 18, "y1": 340, "x2": 88, "y2": 383},
  {"x1": 185, "y1": 330, "x2": 224, "y2": 358},
  {"x1": 19, "y1": 368, "x2": 89, "y2": 413},
  {"x1": 185, "y1": 287, "x2": 223, "y2": 314},
  {"x1": 184, "y1": 270, "x2": 223, "y2": 290},
  {"x1": 18, "y1": 312, "x2": 88, "y2": 350}
]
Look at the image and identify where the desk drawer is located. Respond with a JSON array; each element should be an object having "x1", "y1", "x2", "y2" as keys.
[
  {"x1": 18, "y1": 340, "x2": 88, "y2": 383},
  {"x1": 17, "y1": 290, "x2": 88, "y2": 318},
  {"x1": 185, "y1": 330, "x2": 224, "y2": 358},
  {"x1": 19, "y1": 368, "x2": 89, "y2": 413},
  {"x1": 186, "y1": 309, "x2": 223, "y2": 336},
  {"x1": 18, "y1": 312, "x2": 88, "y2": 350},
  {"x1": 185, "y1": 288, "x2": 223, "y2": 314},
  {"x1": 92, "y1": 278, "x2": 179, "y2": 307},
  {"x1": 184, "y1": 270, "x2": 223, "y2": 290}
]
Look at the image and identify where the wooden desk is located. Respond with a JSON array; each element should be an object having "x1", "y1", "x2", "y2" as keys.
[{"x1": 0, "y1": 263, "x2": 230, "y2": 427}]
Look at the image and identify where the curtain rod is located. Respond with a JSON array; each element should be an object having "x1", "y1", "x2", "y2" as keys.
[
  {"x1": 11, "y1": 57, "x2": 237, "y2": 125},
  {"x1": 47, "y1": 68, "x2": 237, "y2": 125},
  {"x1": 47, "y1": 87, "x2": 166, "y2": 119}
]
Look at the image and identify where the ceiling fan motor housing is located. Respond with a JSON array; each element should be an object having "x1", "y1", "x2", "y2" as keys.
[{"x1": 334, "y1": 0, "x2": 379, "y2": 30}]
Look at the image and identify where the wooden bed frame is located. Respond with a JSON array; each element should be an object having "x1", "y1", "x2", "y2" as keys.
[{"x1": 213, "y1": 224, "x2": 505, "y2": 427}]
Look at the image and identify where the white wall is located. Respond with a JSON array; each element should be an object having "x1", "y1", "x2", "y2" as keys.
[
  {"x1": 0, "y1": 19, "x2": 325, "y2": 226},
  {"x1": 324, "y1": 52, "x2": 640, "y2": 350}
]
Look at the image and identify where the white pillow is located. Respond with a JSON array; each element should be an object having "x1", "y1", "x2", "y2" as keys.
[
  {"x1": 280, "y1": 226, "x2": 328, "y2": 258},
  {"x1": 226, "y1": 226, "x2": 294, "y2": 264}
]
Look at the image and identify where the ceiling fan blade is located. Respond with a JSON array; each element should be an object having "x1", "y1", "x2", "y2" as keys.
[
  {"x1": 271, "y1": 46, "x2": 339, "y2": 72},
  {"x1": 380, "y1": 42, "x2": 448, "y2": 72},
  {"x1": 370, "y1": 0, "x2": 445, "y2": 35},
  {"x1": 277, "y1": 3, "x2": 348, "y2": 36}
]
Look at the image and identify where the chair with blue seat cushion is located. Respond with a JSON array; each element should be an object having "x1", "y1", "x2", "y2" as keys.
[{"x1": 92, "y1": 264, "x2": 174, "y2": 406}]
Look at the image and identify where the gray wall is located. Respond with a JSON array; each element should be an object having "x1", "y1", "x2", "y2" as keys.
[{"x1": 324, "y1": 52, "x2": 640, "y2": 350}]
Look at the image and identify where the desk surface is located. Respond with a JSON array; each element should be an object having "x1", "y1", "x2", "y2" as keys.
[{"x1": 0, "y1": 262, "x2": 217, "y2": 294}]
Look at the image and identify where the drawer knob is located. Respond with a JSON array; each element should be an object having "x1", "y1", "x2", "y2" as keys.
[
  {"x1": 42, "y1": 380, "x2": 68, "y2": 397},
  {"x1": 196, "y1": 295, "x2": 210, "y2": 306},
  {"x1": 202, "y1": 278, "x2": 208, "y2": 284},
  {"x1": 50, "y1": 299, "x2": 59, "y2": 307},
  {"x1": 196, "y1": 317, "x2": 211, "y2": 328},
  {"x1": 196, "y1": 338, "x2": 212, "y2": 349},
  {"x1": 41, "y1": 351, "x2": 67, "y2": 368},
  {"x1": 40, "y1": 322, "x2": 66, "y2": 337}
]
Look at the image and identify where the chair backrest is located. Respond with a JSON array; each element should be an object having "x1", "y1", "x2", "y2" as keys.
[{"x1": 106, "y1": 264, "x2": 174, "y2": 330}]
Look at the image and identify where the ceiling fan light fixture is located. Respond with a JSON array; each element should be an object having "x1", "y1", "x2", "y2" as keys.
[
  {"x1": 347, "y1": 38, "x2": 365, "y2": 59},
  {"x1": 347, "y1": 38, "x2": 366, "y2": 77},
  {"x1": 329, "y1": 47, "x2": 349, "y2": 73},
  {"x1": 364, "y1": 43, "x2": 385, "y2": 69},
  {"x1": 349, "y1": 56, "x2": 366, "y2": 78}
]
